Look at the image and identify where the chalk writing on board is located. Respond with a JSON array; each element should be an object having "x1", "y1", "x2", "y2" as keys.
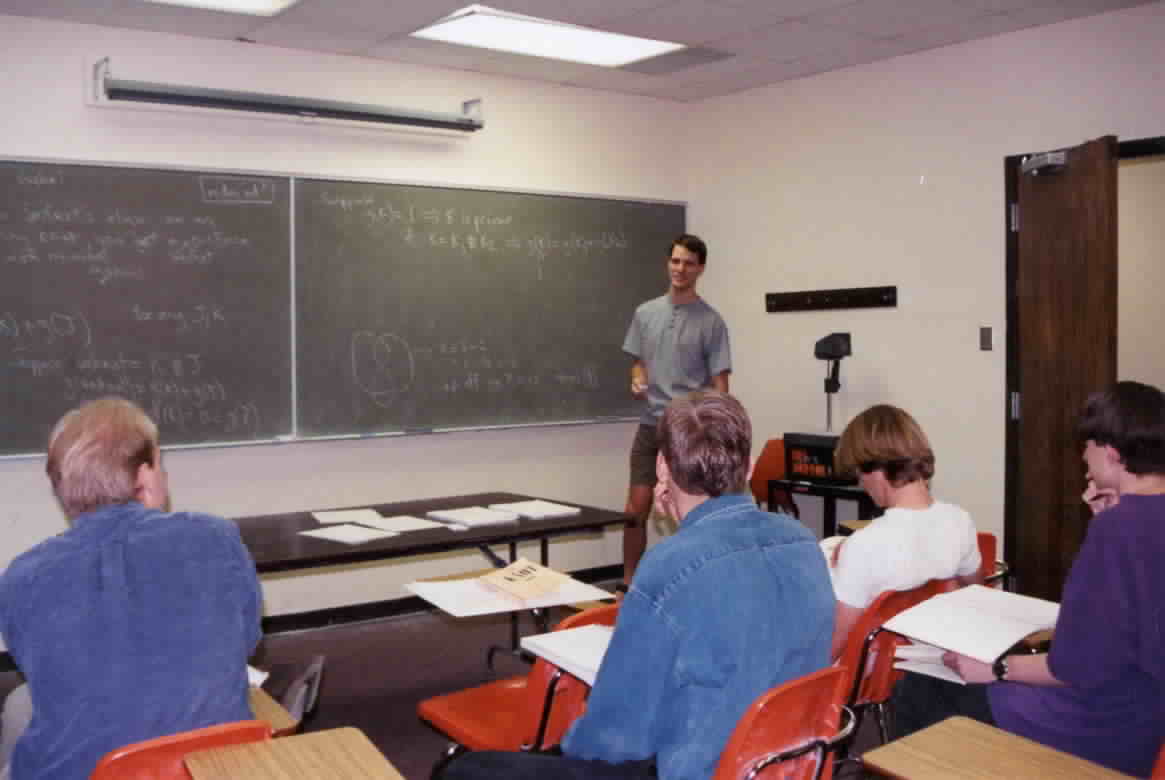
[
  {"x1": 351, "y1": 331, "x2": 415, "y2": 408},
  {"x1": 199, "y1": 177, "x2": 276, "y2": 205},
  {"x1": 0, "y1": 311, "x2": 92, "y2": 351}
]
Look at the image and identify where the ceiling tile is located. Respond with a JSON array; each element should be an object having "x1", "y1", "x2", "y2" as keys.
[
  {"x1": 809, "y1": 0, "x2": 987, "y2": 39},
  {"x1": 703, "y1": 0, "x2": 854, "y2": 17},
  {"x1": 365, "y1": 36, "x2": 502, "y2": 70},
  {"x1": 601, "y1": 0, "x2": 790, "y2": 45},
  {"x1": 713, "y1": 17, "x2": 866, "y2": 60},
  {"x1": 483, "y1": 0, "x2": 669, "y2": 26},
  {"x1": 103, "y1": 2, "x2": 263, "y2": 38},
  {"x1": 245, "y1": 18, "x2": 387, "y2": 53},
  {"x1": 0, "y1": 0, "x2": 126, "y2": 24}
]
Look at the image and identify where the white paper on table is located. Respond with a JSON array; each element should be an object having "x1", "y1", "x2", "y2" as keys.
[
  {"x1": 488, "y1": 499, "x2": 582, "y2": 519},
  {"x1": 893, "y1": 658, "x2": 966, "y2": 685},
  {"x1": 405, "y1": 577, "x2": 612, "y2": 617},
  {"x1": 426, "y1": 506, "x2": 521, "y2": 528},
  {"x1": 521, "y1": 624, "x2": 613, "y2": 686},
  {"x1": 311, "y1": 508, "x2": 385, "y2": 525},
  {"x1": 247, "y1": 665, "x2": 269, "y2": 687},
  {"x1": 298, "y1": 524, "x2": 399, "y2": 545},
  {"x1": 356, "y1": 515, "x2": 447, "y2": 533}
]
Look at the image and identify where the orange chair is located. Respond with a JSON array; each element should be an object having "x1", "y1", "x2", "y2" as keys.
[
  {"x1": 1151, "y1": 741, "x2": 1165, "y2": 778},
  {"x1": 713, "y1": 666, "x2": 854, "y2": 780},
  {"x1": 89, "y1": 719, "x2": 272, "y2": 780},
  {"x1": 834, "y1": 578, "x2": 962, "y2": 749},
  {"x1": 750, "y1": 438, "x2": 799, "y2": 518},
  {"x1": 977, "y1": 531, "x2": 1011, "y2": 589},
  {"x1": 419, "y1": 604, "x2": 618, "y2": 774}
]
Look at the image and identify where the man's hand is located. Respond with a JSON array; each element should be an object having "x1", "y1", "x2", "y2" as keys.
[
  {"x1": 942, "y1": 651, "x2": 993, "y2": 684},
  {"x1": 1082, "y1": 479, "x2": 1119, "y2": 515},
  {"x1": 630, "y1": 362, "x2": 648, "y2": 399}
]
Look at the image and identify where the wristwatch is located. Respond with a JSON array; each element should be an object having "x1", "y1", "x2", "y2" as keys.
[{"x1": 992, "y1": 655, "x2": 1010, "y2": 682}]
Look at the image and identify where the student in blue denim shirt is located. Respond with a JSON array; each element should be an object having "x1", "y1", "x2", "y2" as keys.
[
  {"x1": 0, "y1": 398, "x2": 262, "y2": 780},
  {"x1": 444, "y1": 392, "x2": 834, "y2": 780}
]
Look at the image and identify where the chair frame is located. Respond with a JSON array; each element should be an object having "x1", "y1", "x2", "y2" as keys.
[{"x1": 741, "y1": 706, "x2": 856, "y2": 780}]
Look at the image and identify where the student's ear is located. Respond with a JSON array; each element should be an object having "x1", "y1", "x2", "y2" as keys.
[{"x1": 656, "y1": 451, "x2": 671, "y2": 486}]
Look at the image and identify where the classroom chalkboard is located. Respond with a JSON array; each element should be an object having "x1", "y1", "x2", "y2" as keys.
[
  {"x1": 0, "y1": 161, "x2": 292, "y2": 455},
  {"x1": 295, "y1": 178, "x2": 683, "y2": 435}
]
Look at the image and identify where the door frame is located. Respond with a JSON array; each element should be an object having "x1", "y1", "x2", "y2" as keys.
[{"x1": 1004, "y1": 134, "x2": 1165, "y2": 588}]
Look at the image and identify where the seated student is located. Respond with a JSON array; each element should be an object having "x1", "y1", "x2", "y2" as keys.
[
  {"x1": 828, "y1": 404, "x2": 981, "y2": 658},
  {"x1": 442, "y1": 391, "x2": 834, "y2": 780},
  {"x1": 892, "y1": 381, "x2": 1165, "y2": 777},
  {"x1": 0, "y1": 398, "x2": 262, "y2": 780}
]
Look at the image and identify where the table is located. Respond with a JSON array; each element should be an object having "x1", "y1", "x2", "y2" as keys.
[
  {"x1": 250, "y1": 686, "x2": 298, "y2": 736},
  {"x1": 185, "y1": 726, "x2": 404, "y2": 780},
  {"x1": 236, "y1": 492, "x2": 628, "y2": 661},
  {"x1": 769, "y1": 479, "x2": 878, "y2": 538},
  {"x1": 235, "y1": 492, "x2": 629, "y2": 574},
  {"x1": 861, "y1": 716, "x2": 1131, "y2": 779}
]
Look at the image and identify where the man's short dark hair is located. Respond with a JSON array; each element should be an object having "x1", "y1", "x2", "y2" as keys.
[
  {"x1": 671, "y1": 234, "x2": 707, "y2": 265},
  {"x1": 1078, "y1": 381, "x2": 1165, "y2": 475},
  {"x1": 657, "y1": 391, "x2": 750, "y2": 497}
]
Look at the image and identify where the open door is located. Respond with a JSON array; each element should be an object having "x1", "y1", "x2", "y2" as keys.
[{"x1": 1004, "y1": 136, "x2": 1118, "y2": 602}]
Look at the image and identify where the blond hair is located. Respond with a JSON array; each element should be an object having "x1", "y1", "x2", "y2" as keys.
[
  {"x1": 46, "y1": 398, "x2": 158, "y2": 519},
  {"x1": 834, "y1": 404, "x2": 934, "y2": 486}
]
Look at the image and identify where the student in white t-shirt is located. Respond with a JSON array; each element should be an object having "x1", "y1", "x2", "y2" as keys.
[{"x1": 827, "y1": 404, "x2": 982, "y2": 659}]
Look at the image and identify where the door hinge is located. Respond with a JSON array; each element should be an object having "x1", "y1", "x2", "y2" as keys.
[
  {"x1": 1010, "y1": 391, "x2": 1021, "y2": 421},
  {"x1": 1009, "y1": 203, "x2": 1019, "y2": 233}
]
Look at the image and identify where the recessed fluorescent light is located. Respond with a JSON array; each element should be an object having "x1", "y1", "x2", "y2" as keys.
[
  {"x1": 411, "y1": 5, "x2": 685, "y2": 68},
  {"x1": 142, "y1": 0, "x2": 301, "y2": 16}
]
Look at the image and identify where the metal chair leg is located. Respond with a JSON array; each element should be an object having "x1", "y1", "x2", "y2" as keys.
[{"x1": 430, "y1": 742, "x2": 467, "y2": 780}]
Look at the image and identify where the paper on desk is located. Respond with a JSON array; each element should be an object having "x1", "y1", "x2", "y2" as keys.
[
  {"x1": 488, "y1": 499, "x2": 581, "y2": 519},
  {"x1": 298, "y1": 524, "x2": 398, "y2": 545},
  {"x1": 521, "y1": 624, "x2": 613, "y2": 686},
  {"x1": 406, "y1": 577, "x2": 612, "y2": 617},
  {"x1": 356, "y1": 515, "x2": 447, "y2": 533},
  {"x1": 312, "y1": 508, "x2": 385, "y2": 525},
  {"x1": 247, "y1": 665, "x2": 269, "y2": 687},
  {"x1": 479, "y1": 558, "x2": 572, "y2": 599},
  {"x1": 426, "y1": 506, "x2": 520, "y2": 528}
]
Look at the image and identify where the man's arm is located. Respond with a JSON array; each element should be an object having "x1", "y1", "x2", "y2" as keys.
[
  {"x1": 631, "y1": 359, "x2": 648, "y2": 399},
  {"x1": 710, "y1": 371, "x2": 729, "y2": 393}
]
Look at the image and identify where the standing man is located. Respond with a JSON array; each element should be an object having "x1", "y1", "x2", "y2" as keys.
[
  {"x1": 622, "y1": 233, "x2": 731, "y2": 584},
  {"x1": 0, "y1": 398, "x2": 262, "y2": 780},
  {"x1": 892, "y1": 381, "x2": 1165, "y2": 777},
  {"x1": 442, "y1": 392, "x2": 834, "y2": 780}
]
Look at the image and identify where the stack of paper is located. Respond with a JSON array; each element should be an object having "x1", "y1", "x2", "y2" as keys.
[
  {"x1": 356, "y1": 515, "x2": 447, "y2": 533},
  {"x1": 488, "y1": 499, "x2": 581, "y2": 519},
  {"x1": 521, "y1": 624, "x2": 614, "y2": 685},
  {"x1": 479, "y1": 558, "x2": 572, "y2": 599},
  {"x1": 426, "y1": 506, "x2": 520, "y2": 528},
  {"x1": 298, "y1": 524, "x2": 398, "y2": 545},
  {"x1": 893, "y1": 642, "x2": 965, "y2": 684},
  {"x1": 406, "y1": 577, "x2": 613, "y2": 617},
  {"x1": 312, "y1": 508, "x2": 386, "y2": 525},
  {"x1": 883, "y1": 585, "x2": 1060, "y2": 667}
]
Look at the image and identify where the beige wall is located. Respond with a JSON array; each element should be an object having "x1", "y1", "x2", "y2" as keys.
[
  {"x1": 2, "y1": 2, "x2": 1164, "y2": 619},
  {"x1": 1119, "y1": 156, "x2": 1165, "y2": 389},
  {"x1": 688, "y1": 1, "x2": 1165, "y2": 545}
]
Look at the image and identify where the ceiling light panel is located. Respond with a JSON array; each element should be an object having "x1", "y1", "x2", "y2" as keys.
[{"x1": 141, "y1": 0, "x2": 301, "y2": 16}]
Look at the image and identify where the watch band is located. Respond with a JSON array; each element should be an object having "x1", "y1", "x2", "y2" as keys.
[{"x1": 992, "y1": 655, "x2": 1009, "y2": 681}]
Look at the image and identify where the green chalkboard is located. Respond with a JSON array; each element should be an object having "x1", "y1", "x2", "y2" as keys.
[
  {"x1": 294, "y1": 178, "x2": 683, "y2": 435},
  {"x1": 0, "y1": 161, "x2": 292, "y2": 455}
]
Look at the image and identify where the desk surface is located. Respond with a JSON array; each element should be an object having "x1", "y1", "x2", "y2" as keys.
[
  {"x1": 185, "y1": 727, "x2": 404, "y2": 780},
  {"x1": 235, "y1": 492, "x2": 628, "y2": 573},
  {"x1": 861, "y1": 716, "x2": 1131, "y2": 779}
]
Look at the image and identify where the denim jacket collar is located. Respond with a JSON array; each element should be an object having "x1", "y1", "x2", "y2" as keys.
[{"x1": 681, "y1": 492, "x2": 756, "y2": 531}]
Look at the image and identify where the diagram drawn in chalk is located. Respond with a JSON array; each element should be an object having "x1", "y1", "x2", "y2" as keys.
[{"x1": 351, "y1": 331, "x2": 414, "y2": 408}]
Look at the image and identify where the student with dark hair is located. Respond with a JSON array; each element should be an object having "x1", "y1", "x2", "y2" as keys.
[
  {"x1": 442, "y1": 392, "x2": 832, "y2": 780},
  {"x1": 621, "y1": 233, "x2": 731, "y2": 585},
  {"x1": 828, "y1": 404, "x2": 980, "y2": 658},
  {"x1": 892, "y1": 381, "x2": 1165, "y2": 777}
]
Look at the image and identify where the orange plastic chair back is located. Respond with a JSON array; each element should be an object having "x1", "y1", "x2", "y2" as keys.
[
  {"x1": 836, "y1": 578, "x2": 961, "y2": 710},
  {"x1": 1151, "y1": 740, "x2": 1165, "y2": 778},
  {"x1": 89, "y1": 719, "x2": 272, "y2": 780},
  {"x1": 418, "y1": 603, "x2": 619, "y2": 752},
  {"x1": 750, "y1": 439, "x2": 799, "y2": 518},
  {"x1": 713, "y1": 666, "x2": 848, "y2": 780}
]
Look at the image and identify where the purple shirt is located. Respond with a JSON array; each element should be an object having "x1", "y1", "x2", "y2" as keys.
[{"x1": 988, "y1": 493, "x2": 1164, "y2": 777}]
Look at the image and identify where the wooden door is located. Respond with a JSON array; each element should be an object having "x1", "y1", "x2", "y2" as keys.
[{"x1": 1005, "y1": 136, "x2": 1118, "y2": 602}]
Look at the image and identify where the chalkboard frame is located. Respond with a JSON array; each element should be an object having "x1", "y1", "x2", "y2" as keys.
[{"x1": 1, "y1": 156, "x2": 684, "y2": 458}]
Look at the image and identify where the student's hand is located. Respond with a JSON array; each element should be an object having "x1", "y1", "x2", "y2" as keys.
[
  {"x1": 630, "y1": 367, "x2": 648, "y2": 399},
  {"x1": 1082, "y1": 480, "x2": 1118, "y2": 515},
  {"x1": 943, "y1": 651, "x2": 993, "y2": 684}
]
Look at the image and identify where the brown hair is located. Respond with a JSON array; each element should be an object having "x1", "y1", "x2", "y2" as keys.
[
  {"x1": 834, "y1": 404, "x2": 934, "y2": 486},
  {"x1": 1078, "y1": 381, "x2": 1165, "y2": 475},
  {"x1": 657, "y1": 391, "x2": 751, "y2": 497},
  {"x1": 671, "y1": 234, "x2": 707, "y2": 265},
  {"x1": 46, "y1": 398, "x2": 159, "y2": 519}
]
